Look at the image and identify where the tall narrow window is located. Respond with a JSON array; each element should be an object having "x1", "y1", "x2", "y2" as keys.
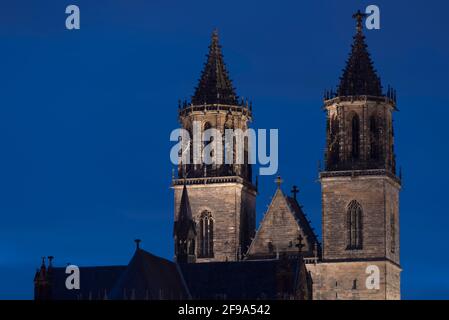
[
  {"x1": 347, "y1": 200, "x2": 363, "y2": 250},
  {"x1": 198, "y1": 211, "x2": 214, "y2": 258},
  {"x1": 351, "y1": 114, "x2": 360, "y2": 160}
]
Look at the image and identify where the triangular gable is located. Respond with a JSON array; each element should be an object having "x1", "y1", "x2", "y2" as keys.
[{"x1": 246, "y1": 188, "x2": 319, "y2": 259}]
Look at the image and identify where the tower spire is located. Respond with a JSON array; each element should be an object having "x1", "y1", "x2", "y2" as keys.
[
  {"x1": 337, "y1": 10, "x2": 382, "y2": 97},
  {"x1": 191, "y1": 30, "x2": 238, "y2": 105},
  {"x1": 352, "y1": 9, "x2": 367, "y2": 34}
]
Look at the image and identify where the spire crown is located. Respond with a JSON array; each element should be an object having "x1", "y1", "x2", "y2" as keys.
[
  {"x1": 336, "y1": 10, "x2": 382, "y2": 97},
  {"x1": 191, "y1": 30, "x2": 238, "y2": 105},
  {"x1": 352, "y1": 9, "x2": 367, "y2": 34}
]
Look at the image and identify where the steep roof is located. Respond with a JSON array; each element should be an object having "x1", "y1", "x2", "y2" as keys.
[
  {"x1": 35, "y1": 248, "x2": 311, "y2": 300},
  {"x1": 179, "y1": 256, "x2": 311, "y2": 299},
  {"x1": 191, "y1": 30, "x2": 238, "y2": 105},
  {"x1": 109, "y1": 249, "x2": 190, "y2": 300},
  {"x1": 337, "y1": 10, "x2": 382, "y2": 97},
  {"x1": 46, "y1": 266, "x2": 126, "y2": 300},
  {"x1": 38, "y1": 249, "x2": 190, "y2": 300},
  {"x1": 285, "y1": 196, "x2": 321, "y2": 254}
]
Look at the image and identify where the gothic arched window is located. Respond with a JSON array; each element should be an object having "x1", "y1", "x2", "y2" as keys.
[
  {"x1": 351, "y1": 114, "x2": 360, "y2": 160},
  {"x1": 347, "y1": 200, "x2": 363, "y2": 250},
  {"x1": 198, "y1": 211, "x2": 214, "y2": 258},
  {"x1": 370, "y1": 115, "x2": 381, "y2": 160}
]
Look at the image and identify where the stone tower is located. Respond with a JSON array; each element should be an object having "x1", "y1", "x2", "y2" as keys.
[
  {"x1": 311, "y1": 11, "x2": 401, "y2": 299},
  {"x1": 172, "y1": 31, "x2": 257, "y2": 263}
]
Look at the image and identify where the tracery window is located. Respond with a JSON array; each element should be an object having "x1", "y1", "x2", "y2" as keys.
[
  {"x1": 198, "y1": 211, "x2": 214, "y2": 258},
  {"x1": 347, "y1": 200, "x2": 363, "y2": 250}
]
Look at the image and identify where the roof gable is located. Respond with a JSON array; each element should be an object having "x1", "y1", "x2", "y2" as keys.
[{"x1": 246, "y1": 188, "x2": 320, "y2": 259}]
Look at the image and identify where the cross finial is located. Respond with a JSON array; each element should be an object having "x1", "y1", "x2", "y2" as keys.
[
  {"x1": 352, "y1": 9, "x2": 367, "y2": 34},
  {"x1": 295, "y1": 234, "x2": 304, "y2": 253},
  {"x1": 291, "y1": 185, "x2": 299, "y2": 200},
  {"x1": 134, "y1": 239, "x2": 141, "y2": 250},
  {"x1": 275, "y1": 176, "x2": 283, "y2": 189}
]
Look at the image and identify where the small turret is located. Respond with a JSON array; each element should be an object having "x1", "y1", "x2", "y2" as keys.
[
  {"x1": 174, "y1": 183, "x2": 197, "y2": 263},
  {"x1": 34, "y1": 256, "x2": 52, "y2": 300}
]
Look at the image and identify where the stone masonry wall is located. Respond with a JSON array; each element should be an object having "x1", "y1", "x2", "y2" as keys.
[
  {"x1": 174, "y1": 182, "x2": 256, "y2": 262},
  {"x1": 307, "y1": 260, "x2": 401, "y2": 300},
  {"x1": 321, "y1": 175, "x2": 400, "y2": 261}
]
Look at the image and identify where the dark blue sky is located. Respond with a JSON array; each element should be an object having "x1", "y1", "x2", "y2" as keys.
[{"x1": 0, "y1": 0, "x2": 448, "y2": 299}]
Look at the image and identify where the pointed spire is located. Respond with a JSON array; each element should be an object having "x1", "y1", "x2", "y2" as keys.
[
  {"x1": 37, "y1": 257, "x2": 47, "y2": 279},
  {"x1": 178, "y1": 183, "x2": 193, "y2": 222},
  {"x1": 337, "y1": 10, "x2": 382, "y2": 97},
  {"x1": 173, "y1": 183, "x2": 196, "y2": 238},
  {"x1": 191, "y1": 30, "x2": 238, "y2": 105},
  {"x1": 353, "y1": 10, "x2": 367, "y2": 34},
  {"x1": 41, "y1": 256, "x2": 46, "y2": 268}
]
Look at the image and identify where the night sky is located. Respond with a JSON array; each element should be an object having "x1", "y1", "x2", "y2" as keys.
[{"x1": 0, "y1": 0, "x2": 448, "y2": 299}]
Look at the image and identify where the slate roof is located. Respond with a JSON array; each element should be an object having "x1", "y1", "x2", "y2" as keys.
[
  {"x1": 110, "y1": 249, "x2": 190, "y2": 300},
  {"x1": 285, "y1": 196, "x2": 321, "y2": 255},
  {"x1": 38, "y1": 249, "x2": 190, "y2": 300},
  {"x1": 179, "y1": 257, "x2": 307, "y2": 300},
  {"x1": 46, "y1": 265, "x2": 126, "y2": 300},
  {"x1": 36, "y1": 248, "x2": 311, "y2": 300}
]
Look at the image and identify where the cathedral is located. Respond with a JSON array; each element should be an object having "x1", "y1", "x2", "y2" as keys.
[{"x1": 34, "y1": 10, "x2": 401, "y2": 300}]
